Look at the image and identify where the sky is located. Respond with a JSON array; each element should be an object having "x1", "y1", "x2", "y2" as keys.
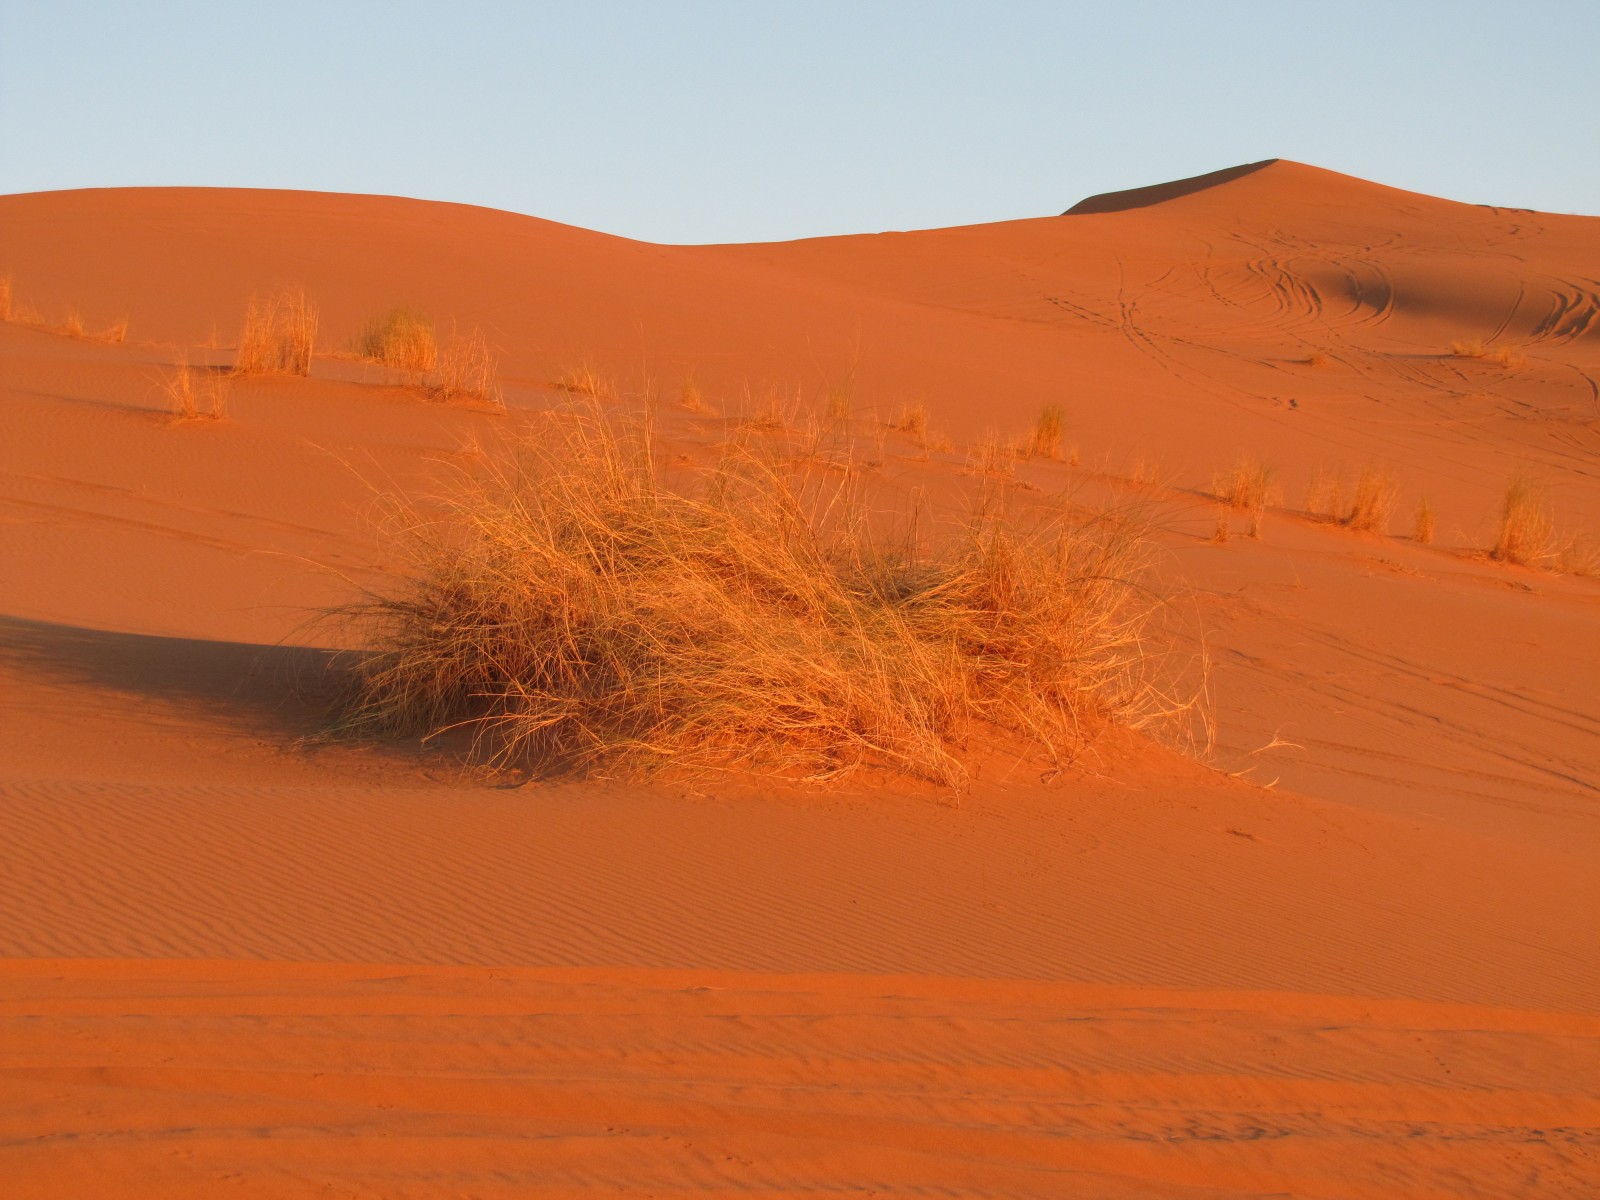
[{"x1": 2, "y1": 1, "x2": 1596, "y2": 244}]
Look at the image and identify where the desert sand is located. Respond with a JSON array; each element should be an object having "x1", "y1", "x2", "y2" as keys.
[{"x1": 1, "y1": 159, "x2": 1597, "y2": 1196}]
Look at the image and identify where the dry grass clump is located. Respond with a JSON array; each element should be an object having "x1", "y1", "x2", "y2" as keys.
[
  {"x1": 1451, "y1": 337, "x2": 1525, "y2": 368},
  {"x1": 1305, "y1": 351, "x2": 1331, "y2": 368},
  {"x1": 1414, "y1": 496, "x2": 1435, "y2": 545},
  {"x1": 826, "y1": 385, "x2": 852, "y2": 421},
  {"x1": 234, "y1": 288, "x2": 317, "y2": 376},
  {"x1": 1492, "y1": 472, "x2": 1557, "y2": 567},
  {"x1": 892, "y1": 400, "x2": 928, "y2": 440},
  {"x1": 434, "y1": 329, "x2": 504, "y2": 410},
  {"x1": 337, "y1": 413, "x2": 1181, "y2": 788},
  {"x1": 679, "y1": 376, "x2": 714, "y2": 414},
  {"x1": 357, "y1": 306, "x2": 437, "y2": 373},
  {"x1": 0, "y1": 276, "x2": 10, "y2": 321},
  {"x1": 554, "y1": 363, "x2": 610, "y2": 398},
  {"x1": 1030, "y1": 405, "x2": 1064, "y2": 459},
  {"x1": 967, "y1": 432, "x2": 1018, "y2": 479},
  {"x1": 165, "y1": 356, "x2": 229, "y2": 421},
  {"x1": 1344, "y1": 463, "x2": 1398, "y2": 533},
  {"x1": 1212, "y1": 456, "x2": 1273, "y2": 537},
  {"x1": 1306, "y1": 462, "x2": 1398, "y2": 534},
  {"x1": 63, "y1": 308, "x2": 84, "y2": 338}
]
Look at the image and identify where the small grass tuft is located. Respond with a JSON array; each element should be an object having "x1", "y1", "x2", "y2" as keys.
[
  {"x1": 357, "y1": 306, "x2": 437, "y2": 373},
  {"x1": 1343, "y1": 463, "x2": 1398, "y2": 534},
  {"x1": 554, "y1": 363, "x2": 609, "y2": 399},
  {"x1": 234, "y1": 288, "x2": 317, "y2": 376},
  {"x1": 1213, "y1": 456, "x2": 1273, "y2": 538},
  {"x1": 826, "y1": 386, "x2": 852, "y2": 421},
  {"x1": 165, "y1": 356, "x2": 229, "y2": 421},
  {"x1": 1030, "y1": 405, "x2": 1064, "y2": 459},
  {"x1": 434, "y1": 328, "x2": 504, "y2": 410},
  {"x1": 0, "y1": 276, "x2": 10, "y2": 321},
  {"x1": 891, "y1": 400, "x2": 928, "y2": 440},
  {"x1": 679, "y1": 376, "x2": 713, "y2": 414},
  {"x1": 335, "y1": 411, "x2": 1188, "y2": 789},
  {"x1": 1492, "y1": 472, "x2": 1556, "y2": 568},
  {"x1": 1452, "y1": 337, "x2": 1525, "y2": 368},
  {"x1": 1414, "y1": 496, "x2": 1435, "y2": 545},
  {"x1": 1305, "y1": 351, "x2": 1331, "y2": 368}
]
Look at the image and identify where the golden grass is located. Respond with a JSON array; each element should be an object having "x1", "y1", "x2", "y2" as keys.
[
  {"x1": 1212, "y1": 456, "x2": 1272, "y2": 537},
  {"x1": 0, "y1": 276, "x2": 10, "y2": 321},
  {"x1": 554, "y1": 363, "x2": 609, "y2": 398},
  {"x1": 892, "y1": 400, "x2": 927, "y2": 440},
  {"x1": 434, "y1": 329, "x2": 504, "y2": 410},
  {"x1": 678, "y1": 377, "x2": 713, "y2": 414},
  {"x1": 1343, "y1": 463, "x2": 1398, "y2": 534},
  {"x1": 234, "y1": 288, "x2": 317, "y2": 376},
  {"x1": 336, "y1": 411, "x2": 1185, "y2": 789},
  {"x1": 1305, "y1": 351, "x2": 1331, "y2": 368},
  {"x1": 101, "y1": 315, "x2": 128, "y2": 344},
  {"x1": 1492, "y1": 472, "x2": 1556, "y2": 567},
  {"x1": 1451, "y1": 337, "x2": 1525, "y2": 368},
  {"x1": 967, "y1": 432, "x2": 1017, "y2": 480},
  {"x1": 164, "y1": 356, "x2": 229, "y2": 421},
  {"x1": 63, "y1": 308, "x2": 84, "y2": 338},
  {"x1": 1414, "y1": 496, "x2": 1435, "y2": 545},
  {"x1": 826, "y1": 385, "x2": 852, "y2": 421},
  {"x1": 356, "y1": 306, "x2": 437, "y2": 373},
  {"x1": 1029, "y1": 405, "x2": 1064, "y2": 459}
]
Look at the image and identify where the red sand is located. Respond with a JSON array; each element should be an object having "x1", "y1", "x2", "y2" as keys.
[{"x1": 2, "y1": 161, "x2": 1597, "y2": 1196}]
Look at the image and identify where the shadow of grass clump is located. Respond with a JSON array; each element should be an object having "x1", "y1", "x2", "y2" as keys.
[{"x1": 333, "y1": 411, "x2": 1191, "y2": 789}]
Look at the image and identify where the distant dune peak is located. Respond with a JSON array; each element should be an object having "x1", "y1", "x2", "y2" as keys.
[{"x1": 1063, "y1": 159, "x2": 1281, "y2": 215}]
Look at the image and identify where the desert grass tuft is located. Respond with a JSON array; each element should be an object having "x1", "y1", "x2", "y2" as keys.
[
  {"x1": 967, "y1": 432, "x2": 1017, "y2": 480},
  {"x1": 1305, "y1": 351, "x2": 1331, "y2": 368},
  {"x1": 554, "y1": 363, "x2": 609, "y2": 399},
  {"x1": 63, "y1": 308, "x2": 84, "y2": 338},
  {"x1": 1343, "y1": 463, "x2": 1398, "y2": 534},
  {"x1": 434, "y1": 329, "x2": 504, "y2": 410},
  {"x1": 1029, "y1": 405, "x2": 1064, "y2": 459},
  {"x1": 0, "y1": 276, "x2": 10, "y2": 321},
  {"x1": 335, "y1": 411, "x2": 1186, "y2": 789},
  {"x1": 165, "y1": 356, "x2": 229, "y2": 421},
  {"x1": 1492, "y1": 472, "x2": 1556, "y2": 568},
  {"x1": 1452, "y1": 337, "x2": 1525, "y2": 368},
  {"x1": 357, "y1": 306, "x2": 437, "y2": 373},
  {"x1": 1414, "y1": 496, "x2": 1435, "y2": 545},
  {"x1": 892, "y1": 400, "x2": 928, "y2": 440},
  {"x1": 234, "y1": 288, "x2": 317, "y2": 376},
  {"x1": 1213, "y1": 456, "x2": 1273, "y2": 537},
  {"x1": 678, "y1": 376, "x2": 713, "y2": 414}
]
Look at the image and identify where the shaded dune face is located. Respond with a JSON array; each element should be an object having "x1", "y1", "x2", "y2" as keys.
[
  {"x1": 1062, "y1": 158, "x2": 1280, "y2": 214},
  {"x1": 1, "y1": 161, "x2": 1598, "y2": 1198}
]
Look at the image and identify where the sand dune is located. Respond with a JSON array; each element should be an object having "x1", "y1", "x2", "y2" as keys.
[{"x1": 1, "y1": 160, "x2": 1597, "y2": 1195}]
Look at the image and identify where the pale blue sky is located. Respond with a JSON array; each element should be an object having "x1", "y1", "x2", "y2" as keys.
[{"x1": 2, "y1": 1, "x2": 1595, "y2": 243}]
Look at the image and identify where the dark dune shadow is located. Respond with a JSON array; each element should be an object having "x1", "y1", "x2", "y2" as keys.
[
  {"x1": 1063, "y1": 160, "x2": 1278, "y2": 216},
  {"x1": 0, "y1": 614, "x2": 343, "y2": 739}
]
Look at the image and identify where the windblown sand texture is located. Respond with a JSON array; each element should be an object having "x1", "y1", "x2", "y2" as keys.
[{"x1": 2, "y1": 160, "x2": 1598, "y2": 1197}]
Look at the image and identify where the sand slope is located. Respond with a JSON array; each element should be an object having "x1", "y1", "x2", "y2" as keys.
[{"x1": 2, "y1": 161, "x2": 1598, "y2": 1196}]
